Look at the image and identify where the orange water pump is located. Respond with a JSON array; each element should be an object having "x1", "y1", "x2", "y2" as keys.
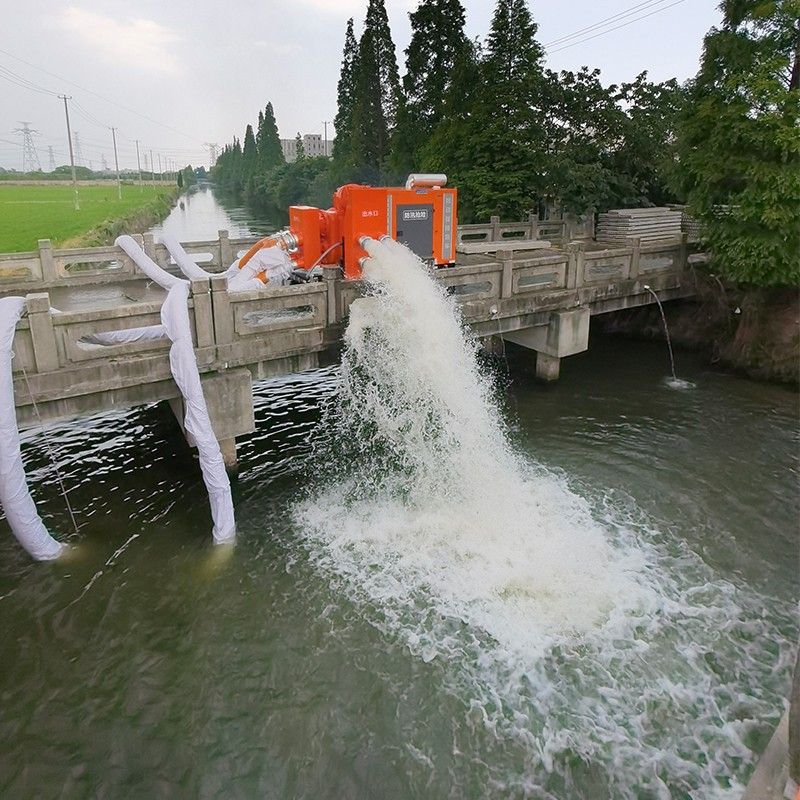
[{"x1": 238, "y1": 174, "x2": 457, "y2": 280}]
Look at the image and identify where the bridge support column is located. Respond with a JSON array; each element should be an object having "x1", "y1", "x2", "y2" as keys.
[
  {"x1": 536, "y1": 353, "x2": 561, "y2": 382},
  {"x1": 502, "y1": 307, "x2": 590, "y2": 382},
  {"x1": 169, "y1": 368, "x2": 255, "y2": 478}
]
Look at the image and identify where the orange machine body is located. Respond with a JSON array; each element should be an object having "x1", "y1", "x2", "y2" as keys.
[{"x1": 239, "y1": 180, "x2": 457, "y2": 281}]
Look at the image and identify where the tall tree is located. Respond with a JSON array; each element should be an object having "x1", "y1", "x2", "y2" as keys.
[
  {"x1": 674, "y1": 0, "x2": 800, "y2": 286},
  {"x1": 363, "y1": 0, "x2": 401, "y2": 130},
  {"x1": 391, "y1": 0, "x2": 469, "y2": 174},
  {"x1": 350, "y1": 30, "x2": 388, "y2": 177},
  {"x1": 295, "y1": 133, "x2": 306, "y2": 160},
  {"x1": 242, "y1": 124, "x2": 258, "y2": 176},
  {"x1": 446, "y1": 0, "x2": 550, "y2": 220},
  {"x1": 257, "y1": 102, "x2": 284, "y2": 171},
  {"x1": 333, "y1": 19, "x2": 360, "y2": 170}
]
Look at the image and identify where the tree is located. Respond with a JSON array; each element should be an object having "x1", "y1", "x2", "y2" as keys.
[
  {"x1": 257, "y1": 102, "x2": 284, "y2": 171},
  {"x1": 295, "y1": 133, "x2": 306, "y2": 160},
  {"x1": 431, "y1": 0, "x2": 550, "y2": 220},
  {"x1": 391, "y1": 0, "x2": 469, "y2": 173},
  {"x1": 333, "y1": 19, "x2": 360, "y2": 171},
  {"x1": 242, "y1": 124, "x2": 258, "y2": 176},
  {"x1": 674, "y1": 0, "x2": 800, "y2": 286},
  {"x1": 347, "y1": 0, "x2": 401, "y2": 177}
]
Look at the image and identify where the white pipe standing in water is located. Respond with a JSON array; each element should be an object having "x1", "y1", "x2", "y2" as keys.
[
  {"x1": 0, "y1": 297, "x2": 65, "y2": 560},
  {"x1": 116, "y1": 236, "x2": 235, "y2": 544}
]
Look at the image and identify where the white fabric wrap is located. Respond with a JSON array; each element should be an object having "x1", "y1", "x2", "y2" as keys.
[
  {"x1": 115, "y1": 236, "x2": 236, "y2": 544},
  {"x1": 162, "y1": 235, "x2": 292, "y2": 292},
  {"x1": 161, "y1": 235, "x2": 211, "y2": 281},
  {"x1": 0, "y1": 297, "x2": 64, "y2": 560},
  {"x1": 226, "y1": 247, "x2": 294, "y2": 292}
]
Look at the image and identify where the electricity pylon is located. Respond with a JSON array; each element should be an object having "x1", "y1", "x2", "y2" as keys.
[{"x1": 13, "y1": 122, "x2": 41, "y2": 172}]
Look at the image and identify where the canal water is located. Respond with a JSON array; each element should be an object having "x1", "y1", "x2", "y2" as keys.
[{"x1": 0, "y1": 188, "x2": 797, "y2": 799}]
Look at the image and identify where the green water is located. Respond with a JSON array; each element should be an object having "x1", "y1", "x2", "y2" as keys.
[{"x1": 0, "y1": 338, "x2": 796, "y2": 796}]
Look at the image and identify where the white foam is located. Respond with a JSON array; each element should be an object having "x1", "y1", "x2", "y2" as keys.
[{"x1": 293, "y1": 238, "x2": 795, "y2": 797}]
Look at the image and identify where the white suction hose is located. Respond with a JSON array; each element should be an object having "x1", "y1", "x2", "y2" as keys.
[
  {"x1": 116, "y1": 235, "x2": 235, "y2": 544},
  {"x1": 0, "y1": 297, "x2": 65, "y2": 560}
]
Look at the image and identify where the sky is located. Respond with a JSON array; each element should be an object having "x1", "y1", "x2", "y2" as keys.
[{"x1": 0, "y1": 0, "x2": 723, "y2": 172}]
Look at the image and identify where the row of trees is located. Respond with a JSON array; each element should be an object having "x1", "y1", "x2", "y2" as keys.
[{"x1": 213, "y1": 0, "x2": 798, "y2": 285}]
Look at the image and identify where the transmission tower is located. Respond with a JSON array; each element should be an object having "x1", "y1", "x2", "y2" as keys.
[
  {"x1": 101, "y1": 153, "x2": 108, "y2": 171},
  {"x1": 13, "y1": 122, "x2": 41, "y2": 172},
  {"x1": 73, "y1": 131, "x2": 84, "y2": 166},
  {"x1": 48, "y1": 146, "x2": 55, "y2": 171},
  {"x1": 204, "y1": 142, "x2": 218, "y2": 166}
]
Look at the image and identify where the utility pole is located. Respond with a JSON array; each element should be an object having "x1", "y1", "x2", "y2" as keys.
[
  {"x1": 135, "y1": 139, "x2": 143, "y2": 190},
  {"x1": 157, "y1": 153, "x2": 162, "y2": 182},
  {"x1": 14, "y1": 122, "x2": 42, "y2": 172},
  {"x1": 204, "y1": 142, "x2": 218, "y2": 166},
  {"x1": 322, "y1": 121, "x2": 330, "y2": 158},
  {"x1": 110, "y1": 126, "x2": 121, "y2": 200},
  {"x1": 149, "y1": 149, "x2": 155, "y2": 186},
  {"x1": 48, "y1": 146, "x2": 55, "y2": 171},
  {"x1": 59, "y1": 95, "x2": 79, "y2": 210}
]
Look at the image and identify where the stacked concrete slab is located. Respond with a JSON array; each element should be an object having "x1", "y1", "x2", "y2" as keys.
[{"x1": 596, "y1": 207, "x2": 683, "y2": 245}]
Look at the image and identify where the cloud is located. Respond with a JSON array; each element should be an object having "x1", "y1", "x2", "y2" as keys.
[{"x1": 56, "y1": 7, "x2": 182, "y2": 74}]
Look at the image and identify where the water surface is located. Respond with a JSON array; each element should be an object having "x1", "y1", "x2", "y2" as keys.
[{"x1": 0, "y1": 335, "x2": 796, "y2": 799}]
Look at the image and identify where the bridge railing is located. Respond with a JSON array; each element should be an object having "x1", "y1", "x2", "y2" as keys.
[
  {"x1": 8, "y1": 232, "x2": 693, "y2": 426},
  {"x1": 456, "y1": 214, "x2": 594, "y2": 245}
]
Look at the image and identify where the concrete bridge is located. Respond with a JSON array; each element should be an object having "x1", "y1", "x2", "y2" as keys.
[{"x1": 0, "y1": 218, "x2": 699, "y2": 470}]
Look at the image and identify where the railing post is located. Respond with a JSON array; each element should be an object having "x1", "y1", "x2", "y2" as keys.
[
  {"x1": 629, "y1": 237, "x2": 641, "y2": 281},
  {"x1": 678, "y1": 232, "x2": 689, "y2": 272},
  {"x1": 210, "y1": 275, "x2": 234, "y2": 349},
  {"x1": 142, "y1": 232, "x2": 157, "y2": 263},
  {"x1": 490, "y1": 215, "x2": 501, "y2": 241},
  {"x1": 566, "y1": 241, "x2": 585, "y2": 290},
  {"x1": 25, "y1": 293, "x2": 59, "y2": 373},
  {"x1": 219, "y1": 229, "x2": 233, "y2": 269},
  {"x1": 499, "y1": 250, "x2": 514, "y2": 298},
  {"x1": 565, "y1": 214, "x2": 577, "y2": 241},
  {"x1": 190, "y1": 278, "x2": 214, "y2": 349},
  {"x1": 37, "y1": 239, "x2": 58, "y2": 282},
  {"x1": 323, "y1": 266, "x2": 342, "y2": 325},
  {"x1": 528, "y1": 212, "x2": 539, "y2": 240}
]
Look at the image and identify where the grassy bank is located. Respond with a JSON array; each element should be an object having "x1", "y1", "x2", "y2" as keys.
[{"x1": 0, "y1": 183, "x2": 177, "y2": 252}]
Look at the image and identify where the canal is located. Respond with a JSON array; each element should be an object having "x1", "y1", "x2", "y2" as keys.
[{"x1": 0, "y1": 186, "x2": 797, "y2": 799}]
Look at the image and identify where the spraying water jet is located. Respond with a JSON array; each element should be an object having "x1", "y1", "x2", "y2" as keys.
[{"x1": 642, "y1": 284, "x2": 694, "y2": 390}]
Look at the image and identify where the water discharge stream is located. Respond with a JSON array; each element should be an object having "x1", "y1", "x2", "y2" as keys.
[{"x1": 295, "y1": 238, "x2": 795, "y2": 798}]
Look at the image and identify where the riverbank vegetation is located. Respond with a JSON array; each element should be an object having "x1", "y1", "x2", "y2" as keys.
[
  {"x1": 213, "y1": 0, "x2": 798, "y2": 294},
  {"x1": 0, "y1": 184, "x2": 177, "y2": 251}
]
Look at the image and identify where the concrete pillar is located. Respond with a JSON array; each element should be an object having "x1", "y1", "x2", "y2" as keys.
[
  {"x1": 25, "y1": 293, "x2": 59, "y2": 373},
  {"x1": 490, "y1": 215, "x2": 501, "y2": 241},
  {"x1": 566, "y1": 242, "x2": 585, "y2": 290},
  {"x1": 323, "y1": 265, "x2": 342, "y2": 325},
  {"x1": 38, "y1": 239, "x2": 58, "y2": 282},
  {"x1": 218, "y1": 229, "x2": 233, "y2": 269},
  {"x1": 190, "y1": 278, "x2": 214, "y2": 350},
  {"x1": 528, "y1": 212, "x2": 540, "y2": 240},
  {"x1": 218, "y1": 438, "x2": 239, "y2": 478},
  {"x1": 499, "y1": 250, "x2": 514, "y2": 299},
  {"x1": 142, "y1": 232, "x2": 158, "y2": 264},
  {"x1": 536, "y1": 353, "x2": 560, "y2": 382},
  {"x1": 629, "y1": 237, "x2": 641, "y2": 281}
]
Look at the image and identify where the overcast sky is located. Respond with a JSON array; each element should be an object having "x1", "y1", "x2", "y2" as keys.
[{"x1": 0, "y1": 0, "x2": 722, "y2": 172}]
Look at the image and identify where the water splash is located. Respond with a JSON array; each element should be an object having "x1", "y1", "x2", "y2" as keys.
[{"x1": 294, "y1": 240, "x2": 793, "y2": 797}]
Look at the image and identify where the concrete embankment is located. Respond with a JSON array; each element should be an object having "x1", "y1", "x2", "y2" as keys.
[{"x1": 597, "y1": 275, "x2": 799, "y2": 386}]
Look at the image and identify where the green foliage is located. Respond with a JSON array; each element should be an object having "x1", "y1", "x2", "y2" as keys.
[
  {"x1": 295, "y1": 133, "x2": 306, "y2": 160},
  {"x1": 674, "y1": 0, "x2": 800, "y2": 286},
  {"x1": 257, "y1": 102, "x2": 284, "y2": 171},
  {"x1": 332, "y1": 19, "x2": 360, "y2": 174},
  {"x1": 390, "y1": 0, "x2": 469, "y2": 174}
]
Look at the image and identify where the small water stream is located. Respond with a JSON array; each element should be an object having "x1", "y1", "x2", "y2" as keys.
[{"x1": 0, "y1": 188, "x2": 796, "y2": 799}]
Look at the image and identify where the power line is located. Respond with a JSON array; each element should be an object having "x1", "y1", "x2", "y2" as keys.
[
  {"x1": 0, "y1": 47, "x2": 206, "y2": 145},
  {"x1": 0, "y1": 63, "x2": 59, "y2": 97},
  {"x1": 547, "y1": 0, "x2": 688, "y2": 54},
  {"x1": 544, "y1": 0, "x2": 671, "y2": 47}
]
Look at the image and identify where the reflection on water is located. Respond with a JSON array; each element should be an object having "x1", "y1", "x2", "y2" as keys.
[
  {"x1": 0, "y1": 332, "x2": 796, "y2": 796},
  {"x1": 148, "y1": 184, "x2": 279, "y2": 243}
]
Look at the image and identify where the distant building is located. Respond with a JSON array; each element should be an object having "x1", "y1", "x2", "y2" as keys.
[{"x1": 280, "y1": 133, "x2": 332, "y2": 163}]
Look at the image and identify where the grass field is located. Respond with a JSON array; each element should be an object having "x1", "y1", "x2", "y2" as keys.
[{"x1": 0, "y1": 184, "x2": 175, "y2": 252}]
